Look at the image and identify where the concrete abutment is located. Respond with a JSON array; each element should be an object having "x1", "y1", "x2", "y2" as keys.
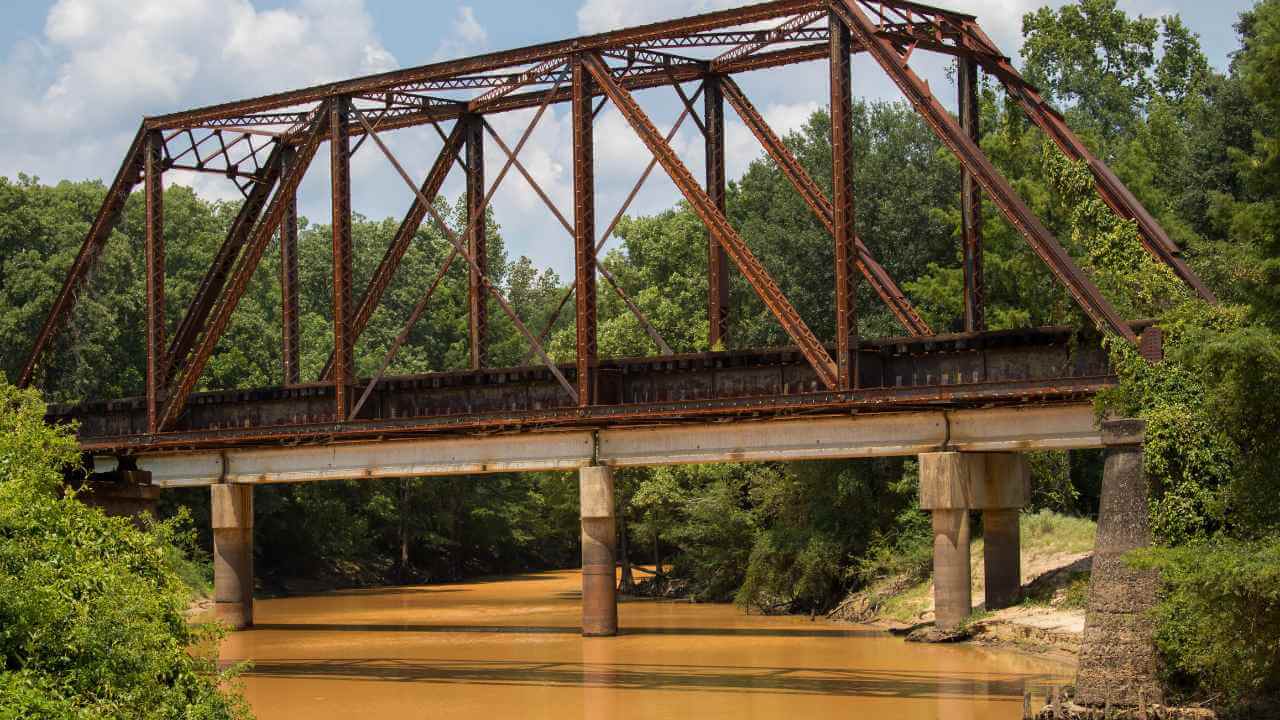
[{"x1": 1075, "y1": 420, "x2": 1163, "y2": 707}]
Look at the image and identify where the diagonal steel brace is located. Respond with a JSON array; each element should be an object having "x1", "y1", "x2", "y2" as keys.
[
  {"x1": 582, "y1": 51, "x2": 840, "y2": 389},
  {"x1": 719, "y1": 75, "x2": 932, "y2": 336},
  {"x1": 831, "y1": 0, "x2": 1137, "y2": 344}
]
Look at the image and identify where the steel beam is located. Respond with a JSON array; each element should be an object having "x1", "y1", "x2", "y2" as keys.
[
  {"x1": 524, "y1": 84, "x2": 706, "y2": 363},
  {"x1": 466, "y1": 115, "x2": 488, "y2": 370},
  {"x1": 158, "y1": 106, "x2": 329, "y2": 431},
  {"x1": 350, "y1": 103, "x2": 581, "y2": 403},
  {"x1": 705, "y1": 76, "x2": 730, "y2": 349},
  {"x1": 959, "y1": 55, "x2": 985, "y2": 332},
  {"x1": 115, "y1": 403, "x2": 1100, "y2": 487},
  {"x1": 279, "y1": 146, "x2": 301, "y2": 386},
  {"x1": 330, "y1": 98, "x2": 355, "y2": 419},
  {"x1": 582, "y1": 52, "x2": 839, "y2": 389},
  {"x1": 348, "y1": 92, "x2": 569, "y2": 419},
  {"x1": 482, "y1": 118, "x2": 673, "y2": 359},
  {"x1": 961, "y1": 22, "x2": 1216, "y2": 303},
  {"x1": 167, "y1": 144, "x2": 284, "y2": 384},
  {"x1": 19, "y1": 126, "x2": 147, "y2": 388},
  {"x1": 719, "y1": 77, "x2": 930, "y2": 336},
  {"x1": 144, "y1": 130, "x2": 165, "y2": 434},
  {"x1": 832, "y1": 0, "x2": 1137, "y2": 345},
  {"x1": 147, "y1": 0, "x2": 823, "y2": 130},
  {"x1": 830, "y1": 12, "x2": 858, "y2": 389},
  {"x1": 712, "y1": 9, "x2": 826, "y2": 69},
  {"x1": 320, "y1": 120, "x2": 469, "y2": 381},
  {"x1": 573, "y1": 58, "x2": 598, "y2": 406}
]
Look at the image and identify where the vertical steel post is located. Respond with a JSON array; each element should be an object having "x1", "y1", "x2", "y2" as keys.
[
  {"x1": 280, "y1": 146, "x2": 301, "y2": 386},
  {"x1": 466, "y1": 115, "x2": 488, "y2": 370},
  {"x1": 705, "y1": 75, "x2": 730, "y2": 349},
  {"x1": 144, "y1": 130, "x2": 165, "y2": 434},
  {"x1": 829, "y1": 13, "x2": 858, "y2": 389},
  {"x1": 572, "y1": 58, "x2": 598, "y2": 407},
  {"x1": 959, "y1": 56, "x2": 985, "y2": 333},
  {"x1": 330, "y1": 97, "x2": 354, "y2": 419}
]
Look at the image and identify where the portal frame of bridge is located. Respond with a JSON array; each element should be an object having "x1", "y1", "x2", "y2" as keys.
[{"x1": 19, "y1": 0, "x2": 1209, "y2": 445}]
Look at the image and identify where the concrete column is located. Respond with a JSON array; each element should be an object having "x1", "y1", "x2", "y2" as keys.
[
  {"x1": 931, "y1": 508, "x2": 972, "y2": 631},
  {"x1": 212, "y1": 484, "x2": 253, "y2": 630},
  {"x1": 1076, "y1": 420, "x2": 1163, "y2": 708},
  {"x1": 580, "y1": 465, "x2": 617, "y2": 637},
  {"x1": 919, "y1": 452, "x2": 975, "y2": 631},
  {"x1": 973, "y1": 453, "x2": 1030, "y2": 610},
  {"x1": 982, "y1": 508, "x2": 1021, "y2": 609}
]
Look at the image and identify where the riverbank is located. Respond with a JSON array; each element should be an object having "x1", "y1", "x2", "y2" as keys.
[{"x1": 829, "y1": 511, "x2": 1097, "y2": 663}]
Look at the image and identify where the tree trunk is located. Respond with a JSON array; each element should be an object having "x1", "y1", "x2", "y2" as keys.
[
  {"x1": 653, "y1": 527, "x2": 663, "y2": 588},
  {"x1": 398, "y1": 478, "x2": 409, "y2": 584},
  {"x1": 617, "y1": 511, "x2": 635, "y2": 593}
]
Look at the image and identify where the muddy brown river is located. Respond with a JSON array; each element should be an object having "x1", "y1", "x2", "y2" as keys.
[{"x1": 220, "y1": 569, "x2": 1071, "y2": 718}]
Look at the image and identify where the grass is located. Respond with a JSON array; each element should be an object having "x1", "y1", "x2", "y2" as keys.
[
  {"x1": 1020, "y1": 510, "x2": 1097, "y2": 556},
  {"x1": 872, "y1": 510, "x2": 1098, "y2": 623}
]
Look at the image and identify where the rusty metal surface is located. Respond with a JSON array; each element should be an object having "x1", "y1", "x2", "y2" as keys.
[
  {"x1": 145, "y1": 0, "x2": 824, "y2": 130},
  {"x1": 166, "y1": 145, "x2": 284, "y2": 385},
  {"x1": 719, "y1": 76, "x2": 931, "y2": 337},
  {"x1": 18, "y1": 126, "x2": 146, "y2": 388},
  {"x1": 279, "y1": 146, "x2": 301, "y2": 386},
  {"x1": 350, "y1": 97, "x2": 581, "y2": 404},
  {"x1": 832, "y1": 0, "x2": 1137, "y2": 344},
  {"x1": 573, "y1": 59, "x2": 599, "y2": 407},
  {"x1": 321, "y1": 120, "x2": 469, "y2": 381},
  {"x1": 467, "y1": 116, "x2": 488, "y2": 371},
  {"x1": 53, "y1": 323, "x2": 1139, "y2": 454},
  {"x1": 26, "y1": 0, "x2": 1198, "y2": 461},
  {"x1": 583, "y1": 52, "x2": 840, "y2": 390},
  {"x1": 961, "y1": 21, "x2": 1216, "y2": 304},
  {"x1": 330, "y1": 98, "x2": 355, "y2": 419},
  {"x1": 704, "y1": 76, "x2": 730, "y2": 348},
  {"x1": 958, "y1": 55, "x2": 985, "y2": 333},
  {"x1": 144, "y1": 130, "x2": 166, "y2": 434},
  {"x1": 158, "y1": 105, "x2": 331, "y2": 431},
  {"x1": 829, "y1": 13, "x2": 858, "y2": 389}
]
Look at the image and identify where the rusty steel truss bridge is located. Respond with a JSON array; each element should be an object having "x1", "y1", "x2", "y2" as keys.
[{"x1": 21, "y1": 0, "x2": 1206, "y2": 479}]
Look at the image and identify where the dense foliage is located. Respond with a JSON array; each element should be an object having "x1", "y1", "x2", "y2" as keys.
[
  {"x1": 0, "y1": 382, "x2": 248, "y2": 719},
  {"x1": 0, "y1": 0, "x2": 1277, "y2": 712}
]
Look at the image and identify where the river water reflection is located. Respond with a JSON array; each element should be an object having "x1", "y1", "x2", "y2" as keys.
[{"x1": 221, "y1": 569, "x2": 1071, "y2": 719}]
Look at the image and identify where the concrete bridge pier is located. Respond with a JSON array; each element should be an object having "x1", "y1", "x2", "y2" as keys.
[
  {"x1": 580, "y1": 465, "x2": 618, "y2": 637},
  {"x1": 212, "y1": 484, "x2": 254, "y2": 630},
  {"x1": 919, "y1": 452, "x2": 1029, "y2": 631},
  {"x1": 974, "y1": 454, "x2": 1030, "y2": 610},
  {"x1": 1075, "y1": 420, "x2": 1163, "y2": 707},
  {"x1": 79, "y1": 469, "x2": 162, "y2": 520}
]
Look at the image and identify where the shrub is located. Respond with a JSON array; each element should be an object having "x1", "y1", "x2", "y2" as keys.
[
  {"x1": 1130, "y1": 536, "x2": 1280, "y2": 709},
  {"x1": 0, "y1": 381, "x2": 250, "y2": 719}
]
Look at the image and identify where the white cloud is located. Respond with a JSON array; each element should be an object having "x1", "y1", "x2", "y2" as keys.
[
  {"x1": 455, "y1": 7, "x2": 487, "y2": 45},
  {"x1": 577, "y1": 0, "x2": 740, "y2": 34},
  {"x1": 0, "y1": 0, "x2": 396, "y2": 183},
  {"x1": 433, "y1": 5, "x2": 489, "y2": 61}
]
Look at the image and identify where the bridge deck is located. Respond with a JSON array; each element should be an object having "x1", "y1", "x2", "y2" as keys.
[{"x1": 54, "y1": 324, "x2": 1128, "y2": 456}]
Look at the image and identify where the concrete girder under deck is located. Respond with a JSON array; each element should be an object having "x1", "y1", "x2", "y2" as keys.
[{"x1": 102, "y1": 404, "x2": 1103, "y2": 488}]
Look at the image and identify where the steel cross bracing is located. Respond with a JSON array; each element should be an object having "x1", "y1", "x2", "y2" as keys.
[{"x1": 21, "y1": 0, "x2": 1211, "y2": 444}]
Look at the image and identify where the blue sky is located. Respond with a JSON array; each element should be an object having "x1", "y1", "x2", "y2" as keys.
[{"x1": 0, "y1": 0, "x2": 1257, "y2": 277}]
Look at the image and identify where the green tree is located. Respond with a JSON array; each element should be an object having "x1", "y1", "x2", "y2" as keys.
[{"x1": 0, "y1": 381, "x2": 249, "y2": 719}]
